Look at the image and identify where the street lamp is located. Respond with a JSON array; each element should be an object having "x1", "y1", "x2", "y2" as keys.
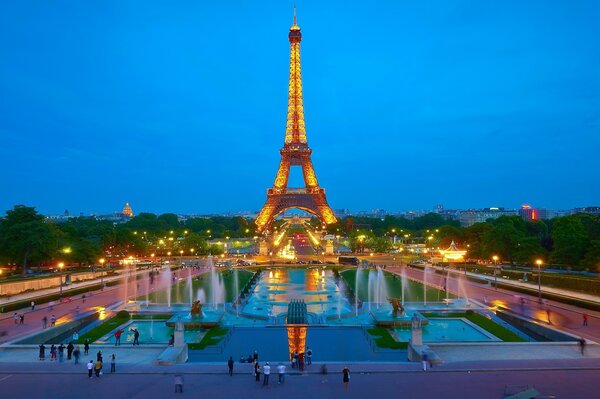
[
  {"x1": 99, "y1": 258, "x2": 106, "y2": 290},
  {"x1": 58, "y1": 262, "x2": 65, "y2": 298},
  {"x1": 536, "y1": 258, "x2": 543, "y2": 303},
  {"x1": 492, "y1": 255, "x2": 499, "y2": 290}
]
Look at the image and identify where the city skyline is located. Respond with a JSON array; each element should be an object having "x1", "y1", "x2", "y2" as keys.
[{"x1": 1, "y1": 1, "x2": 599, "y2": 215}]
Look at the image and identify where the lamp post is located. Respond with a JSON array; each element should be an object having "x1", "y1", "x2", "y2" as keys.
[
  {"x1": 492, "y1": 255, "x2": 499, "y2": 290},
  {"x1": 58, "y1": 262, "x2": 65, "y2": 299},
  {"x1": 99, "y1": 258, "x2": 106, "y2": 290},
  {"x1": 536, "y1": 259, "x2": 543, "y2": 303}
]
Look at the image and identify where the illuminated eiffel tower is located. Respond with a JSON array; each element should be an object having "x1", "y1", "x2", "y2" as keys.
[{"x1": 255, "y1": 9, "x2": 337, "y2": 233}]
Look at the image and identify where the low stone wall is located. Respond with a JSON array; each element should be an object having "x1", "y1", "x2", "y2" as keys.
[{"x1": 0, "y1": 271, "x2": 108, "y2": 297}]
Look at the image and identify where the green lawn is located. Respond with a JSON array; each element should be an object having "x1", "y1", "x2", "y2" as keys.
[
  {"x1": 341, "y1": 269, "x2": 455, "y2": 303},
  {"x1": 367, "y1": 326, "x2": 407, "y2": 349},
  {"x1": 144, "y1": 270, "x2": 253, "y2": 304},
  {"x1": 422, "y1": 312, "x2": 526, "y2": 342},
  {"x1": 77, "y1": 313, "x2": 171, "y2": 343},
  {"x1": 188, "y1": 327, "x2": 229, "y2": 350}
]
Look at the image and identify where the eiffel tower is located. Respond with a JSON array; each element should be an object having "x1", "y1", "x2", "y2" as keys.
[{"x1": 255, "y1": 10, "x2": 337, "y2": 233}]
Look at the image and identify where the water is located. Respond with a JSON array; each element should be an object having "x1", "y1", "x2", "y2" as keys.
[
  {"x1": 233, "y1": 268, "x2": 239, "y2": 316},
  {"x1": 423, "y1": 266, "x2": 428, "y2": 306},
  {"x1": 367, "y1": 267, "x2": 388, "y2": 310},
  {"x1": 187, "y1": 268, "x2": 193, "y2": 305},
  {"x1": 355, "y1": 267, "x2": 363, "y2": 316},
  {"x1": 394, "y1": 318, "x2": 497, "y2": 342},
  {"x1": 161, "y1": 267, "x2": 172, "y2": 308},
  {"x1": 208, "y1": 257, "x2": 225, "y2": 309}
]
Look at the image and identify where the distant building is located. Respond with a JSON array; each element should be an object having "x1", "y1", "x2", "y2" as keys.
[
  {"x1": 572, "y1": 206, "x2": 600, "y2": 216},
  {"x1": 122, "y1": 202, "x2": 134, "y2": 218},
  {"x1": 519, "y1": 204, "x2": 537, "y2": 221},
  {"x1": 458, "y1": 207, "x2": 517, "y2": 227}
]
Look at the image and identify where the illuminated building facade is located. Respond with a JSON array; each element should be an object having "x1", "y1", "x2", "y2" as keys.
[
  {"x1": 122, "y1": 202, "x2": 134, "y2": 218},
  {"x1": 519, "y1": 204, "x2": 537, "y2": 221},
  {"x1": 255, "y1": 9, "x2": 336, "y2": 233}
]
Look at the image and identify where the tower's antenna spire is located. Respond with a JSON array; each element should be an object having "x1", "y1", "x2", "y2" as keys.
[{"x1": 293, "y1": 6, "x2": 297, "y2": 25}]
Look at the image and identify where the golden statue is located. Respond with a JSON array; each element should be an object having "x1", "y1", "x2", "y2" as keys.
[
  {"x1": 388, "y1": 298, "x2": 405, "y2": 316},
  {"x1": 191, "y1": 300, "x2": 203, "y2": 318}
]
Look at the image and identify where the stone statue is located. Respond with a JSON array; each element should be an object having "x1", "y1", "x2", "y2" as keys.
[
  {"x1": 191, "y1": 300, "x2": 203, "y2": 318},
  {"x1": 387, "y1": 298, "x2": 405, "y2": 316}
]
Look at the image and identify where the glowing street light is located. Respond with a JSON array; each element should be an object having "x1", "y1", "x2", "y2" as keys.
[
  {"x1": 536, "y1": 258, "x2": 544, "y2": 303},
  {"x1": 99, "y1": 258, "x2": 106, "y2": 290},
  {"x1": 492, "y1": 255, "x2": 499, "y2": 290},
  {"x1": 58, "y1": 262, "x2": 65, "y2": 298}
]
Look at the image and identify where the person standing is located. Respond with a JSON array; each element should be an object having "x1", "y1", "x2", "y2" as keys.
[
  {"x1": 227, "y1": 356, "x2": 234, "y2": 376},
  {"x1": 262, "y1": 362, "x2": 270, "y2": 386},
  {"x1": 94, "y1": 359, "x2": 102, "y2": 377},
  {"x1": 67, "y1": 342, "x2": 74, "y2": 360},
  {"x1": 342, "y1": 367, "x2": 350, "y2": 390},
  {"x1": 42, "y1": 316, "x2": 48, "y2": 329},
  {"x1": 84, "y1": 339, "x2": 90, "y2": 355},
  {"x1": 31, "y1": 301, "x2": 35, "y2": 312},
  {"x1": 253, "y1": 350, "x2": 258, "y2": 363},
  {"x1": 58, "y1": 344, "x2": 65, "y2": 362},
  {"x1": 422, "y1": 352, "x2": 429, "y2": 371},
  {"x1": 50, "y1": 344, "x2": 57, "y2": 361},
  {"x1": 19, "y1": 314, "x2": 25, "y2": 324},
  {"x1": 306, "y1": 346, "x2": 313, "y2": 366},
  {"x1": 254, "y1": 362, "x2": 261, "y2": 382},
  {"x1": 174, "y1": 374, "x2": 184, "y2": 393},
  {"x1": 114, "y1": 329, "x2": 123, "y2": 346},
  {"x1": 13, "y1": 313, "x2": 18, "y2": 325},
  {"x1": 583, "y1": 313, "x2": 589, "y2": 326},
  {"x1": 579, "y1": 338, "x2": 586, "y2": 355},
  {"x1": 87, "y1": 360, "x2": 94, "y2": 378},
  {"x1": 110, "y1": 354, "x2": 116, "y2": 373},
  {"x1": 50, "y1": 315, "x2": 56, "y2": 327},
  {"x1": 73, "y1": 346, "x2": 81, "y2": 365},
  {"x1": 132, "y1": 328, "x2": 140, "y2": 346},
  {"x1": 72, "y1": 331, "x2": 79, "y2": 342},
  {"x1": 292, "y1": 351, "x2": 298, "y2": 368},
  {"x1": 96, "y1": 350, "x2": 103, "y2": 362},
  {"x1": 277, "y1": 363, "x2": 286, "y2": 384},
  {"x1": 39, "y1": 344, "x2": 46, "y2": 361}
]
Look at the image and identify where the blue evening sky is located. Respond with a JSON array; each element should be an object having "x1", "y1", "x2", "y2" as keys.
[{"x1": 1, "y1": 1, "x2": 599, "y2": 215}]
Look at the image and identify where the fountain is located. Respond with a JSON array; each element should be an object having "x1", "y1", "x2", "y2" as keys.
[
  {"x1": 367, "y1": 266, "x2": 388, "y2": 310},
  {"x1": 190, "y1": 299, "x2": 203, "y2": 318},
  {"x1": 423, "y1": 266, "x2": 428, "y2": 307},
  {"x1": 355, "y1": 266, "x2": 363, "y2": 316},
  {"x1": 186, "y1": 268, "x2": 193, "y2": 305},
  {"x1": 208, "y1": 258, "x2": 225, "y2": 309},
  {"x1": 161, "y1": 267, "x2": 172, "y2": 308},
  {"x1": 233, "y1": 268, "x2": 239, "y2": 316}
]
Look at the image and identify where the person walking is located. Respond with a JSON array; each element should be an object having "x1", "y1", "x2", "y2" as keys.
[
  {"x1": 174, "y1": 374, "x2": 184, "y2": 393},
  {"x1": 31, "y1": 301, "x2": 35, "y2": 312},
  {"x1": 114, "y1": 329, "x2": 123, "y2": 346},
  {"x1": 50, "y1": 315, "x2": 56, "y2": 327},
  {"x1": 306, "y1": 346, "x2": 313, "y2": 366},
  {"x1": 277, "y1": 363, "x2": 286, "y2": 384},
  {"x1": 342, "y1": 367, "x2": 350, "y2": 390},
  {"x1": 320, "y1": 364, "x2": 328, "y2": 383},
  {"x1": 96, "y1": 350, "x2": 103, "y2": 362},
  {"x1": 39, "y1": 344, "x2": 46, "y2": 361},
  {"x1": 227, "y1": 356, "x2": 234, "y2": 376},
  {"x1": 19, "y1": 314, "x2": 25, "y2": 324},
  {"x1": 58, "y1": 344, "x2": 65, "y2": 362},
  {"x1": 579, "y1": 338, "x2": 586, "y2": 355},
  {"x1": 67, "y1": 342, "x2": 74, "y2": 360},
  {"x1": 262, "y1": 362, "x2": 271, "y2": 386},
  {"x1": 94, "y1": 359, "x2": 102, "y2": 377},
  {"x1": 110, "y1": 354, "x2": 116, "y2": 373},
  {"x1": 292, "y1": 351, "x2": 298, "y2": 368},
  {"x1": 84, "y1": 339, "x2": 90, "y2": 355},
  {"x1": 72, "y1": 331, "x2": 79, "y2": 342},
  {"x1": 253, "y1": 350, "x2": 258, "y2": 363},
  {"x1": 42, "y1": 316, "x2": 48, "y2": 329},
  {"x1": 87, "y1": 360, "x2": 94, "y2": 378},
  {"x1": 73, "y1": 346, "x2": 81, "y2": 365},
  {"x1": 422, "y1": 352, "x2": 429, "y2": 371},
  {"x1": 254, "y1": 362, "x2": 261, "y2": 382},
  {"x1": 583, "y1": 313, "x2": 589, "y2": 326},
  {"x1": 13, "y1": 313, "x2": 18, "y2": 325}
]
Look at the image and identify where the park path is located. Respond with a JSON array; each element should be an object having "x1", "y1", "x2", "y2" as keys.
[{"x1": 0, "y1": 267, "x2": 207, "y2": 344}]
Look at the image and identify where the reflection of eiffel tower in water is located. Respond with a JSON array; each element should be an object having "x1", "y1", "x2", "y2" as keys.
[{"x1": 255, "y1": 9, "x2": 336, "y2": 234}]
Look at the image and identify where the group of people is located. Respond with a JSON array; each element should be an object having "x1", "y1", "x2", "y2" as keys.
[
  {"x1": 38, "y1": 341, "x2": 82, "y2": 363},
  {"x1": 86, "y1": 351, "x2": 117, "y2": 378},
  {"x1": 12, "y1": 312, "x2": 25, "y2": 325},
  {"x1": 41, "y1": 315, "x2": 57, "y2": 329}
]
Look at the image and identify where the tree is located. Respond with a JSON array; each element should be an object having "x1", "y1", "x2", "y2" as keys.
[
  {"x1": 181, "y1": 233, "x2": 208, "y2": 255},
  {"x1": 551, "y1": 216, "x2": 588, "y2": 266},
  {"x1": 0, "y1": 205, "x2": 59, "y2": 275}
]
